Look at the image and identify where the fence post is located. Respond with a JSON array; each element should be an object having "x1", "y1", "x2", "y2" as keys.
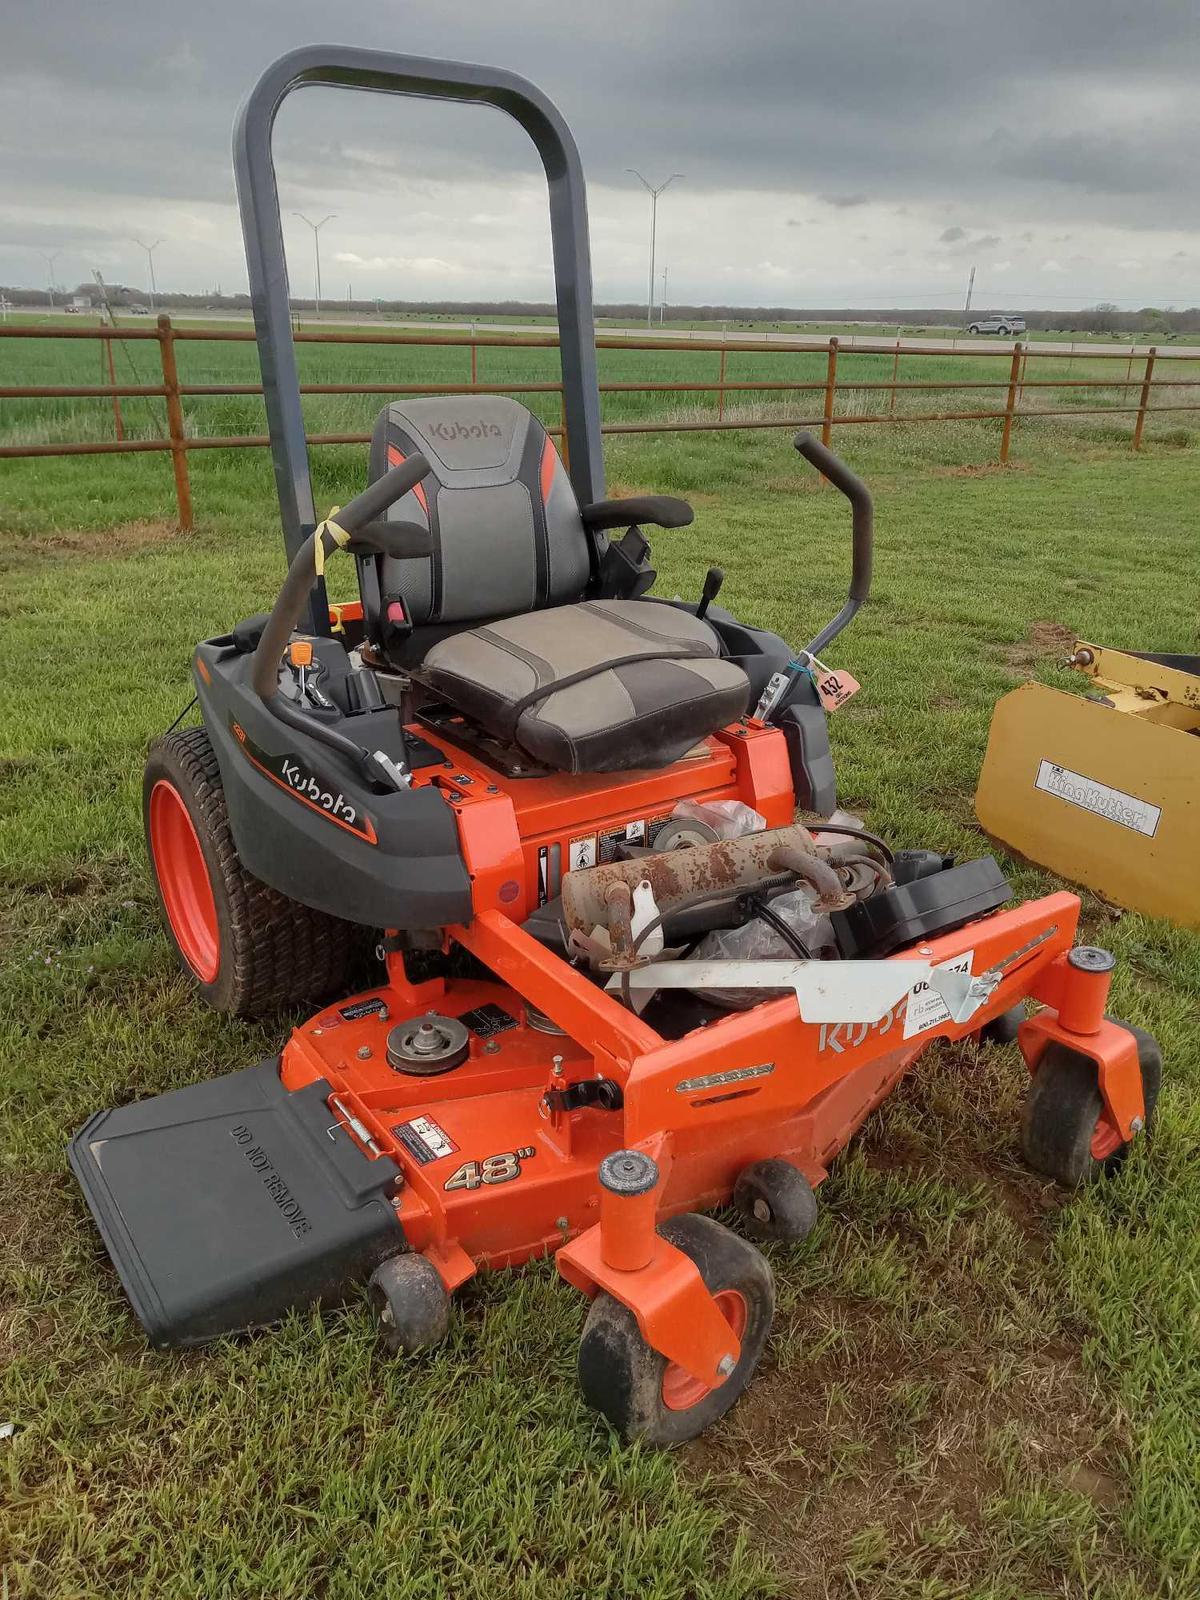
[
  {"x1": 999, "y1": 340, "x2": 1023, "y2": 464},
  {"x1": 889, "y1": 337, "x2": 900, "y2": 416},
  {"x1": 1132, "y1": 346, "x2": 1157, "y2": 451},
  {"x1": 157, "y1": 313, "x2": 193, "y2": 530},
  {"x1": 103, "y1": 334, "x2": 124, "y2": 441},
  {"x1": 717, "y1": 344, "x2": 727, "y2": 422},
  {"x1": 470, "y1": 339, "x2": 478, "y2": 387},
  {"x1": 822, "y1": 336, "x2": 839, "y2": 451}
]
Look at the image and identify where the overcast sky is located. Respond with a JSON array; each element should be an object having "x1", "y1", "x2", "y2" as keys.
[{"x1": 3, "y1": 0, "x2": 1198, "y2": 310}]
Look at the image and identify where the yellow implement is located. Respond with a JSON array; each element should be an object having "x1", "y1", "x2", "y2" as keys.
[{"x1": 976, "y1": 642, "x2": 1200, "y2": 926}]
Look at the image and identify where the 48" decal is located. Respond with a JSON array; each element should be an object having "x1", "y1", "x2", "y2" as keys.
[{"x1": 444, "y1": 1146, "x2": 535, "y2": 1191}]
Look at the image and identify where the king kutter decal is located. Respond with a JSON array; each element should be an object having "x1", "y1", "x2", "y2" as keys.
[{"x1": 229, "y1": 715, "x2": 378, "y2": 844}]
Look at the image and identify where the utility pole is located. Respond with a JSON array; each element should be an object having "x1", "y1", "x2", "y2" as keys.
[
  {"x1": 627, "y1": 170, "x2": 683, "y2": 328},
  {"x1": 292, "y1": 213, "x2": 335, "y2": 316},
  {"x1": 964, "y1": 264, "x2": 976, "y2": 321},
  {"x1": 39, "y1": 251, "x2": 60, "y2": 309},
  {"x1": 660, "y1": 265, "x2": 668, "y2": 327}
]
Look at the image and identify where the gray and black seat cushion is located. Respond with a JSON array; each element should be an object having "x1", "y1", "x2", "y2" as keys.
[
  {"x1": 422, "y1": 600, "x2": 748, "y2": 772},
  {"x1": 367, "y1": 396, "x2": 749, "y2": 772}
]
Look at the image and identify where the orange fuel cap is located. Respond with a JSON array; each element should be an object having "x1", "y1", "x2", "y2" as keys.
[{"x1": 288, "y1": 640, "x2": 313, "y2": 668}]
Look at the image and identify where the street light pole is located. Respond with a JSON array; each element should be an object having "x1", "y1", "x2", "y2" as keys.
[
  {"x1": 292, "y1": 213, "x2": 335, "y2": 316},
  {"x1": 626, "y1": 171, "x2": 683, "y2": 328},
  {"x1": 132, "y1": 238, "x2": 163, "y2": 311},
  {"x1": 39, "y1": 251, "x2": 60, "y2": 309},
  {"x1": 660, "y1": 265, "x2": 668, "y2": 327}
]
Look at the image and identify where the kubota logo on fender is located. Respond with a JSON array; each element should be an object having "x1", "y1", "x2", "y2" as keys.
[
  {"x1": 228, "y1": 713, "x2": 377, "y2": 844},
  {"x1": 426, "y1": 418, "x2": 503, "y2": 443},
  {"x1": 280, "y1": 759, "x2": 359, "y2": 824}
]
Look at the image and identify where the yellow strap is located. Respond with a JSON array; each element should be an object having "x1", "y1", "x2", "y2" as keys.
[
  {"x1": 329, "y1": 604, "x2": 346, "y2": 636},
  {"x1": 314, "y1": 511, "x2": 350, "y2": 578}
]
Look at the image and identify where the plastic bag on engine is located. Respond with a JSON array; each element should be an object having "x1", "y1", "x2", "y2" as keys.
[
  {"x1": 689, "y1": 887, "x2": 831, "y2": 1009},
  {"x1": 670, "y1": 798, "x2": 765, "y2": 841}
]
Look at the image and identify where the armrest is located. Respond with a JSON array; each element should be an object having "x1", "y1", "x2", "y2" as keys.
[{"x1": 580, "y1": 495, "x2": 694, "y2": 532}]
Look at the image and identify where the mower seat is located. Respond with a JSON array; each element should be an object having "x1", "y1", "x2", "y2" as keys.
[
  {"x1": 367, "y1": 396, "x2": 749, "y2": 772},
  {"x1": 422, "y1": 599, "x2": 747, "y2": 771}
]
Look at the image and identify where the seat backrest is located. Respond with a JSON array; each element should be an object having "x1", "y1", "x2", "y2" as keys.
[{"x1": 367, "y1": 396, "x2": 592, "y2": 627}]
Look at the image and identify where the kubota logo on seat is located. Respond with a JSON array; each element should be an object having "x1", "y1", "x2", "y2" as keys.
[{"x1": 426, "y1": 418, "x2": 503, "y2": 443}]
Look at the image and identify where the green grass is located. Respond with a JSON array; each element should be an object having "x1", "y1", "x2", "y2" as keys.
[{"x1": 1, "y1": 412, "x2": 1197, "y2": 1598}]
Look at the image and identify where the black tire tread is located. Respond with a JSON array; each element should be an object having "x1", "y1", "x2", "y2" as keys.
[
  {"x1": 1020, "y1": 1024, "x2": 1162, "y2": 1188},
  {"x1": 145, "y1": 725, "x2": 359, "y2": 1017},
  {"x1": 578, "y1": 1213, "x2": 774, "y2": 1446}
]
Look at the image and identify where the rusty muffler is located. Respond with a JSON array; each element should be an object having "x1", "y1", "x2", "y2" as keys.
[{"x1": 561, "y1": 822, "x2": 837, "y2": 945}]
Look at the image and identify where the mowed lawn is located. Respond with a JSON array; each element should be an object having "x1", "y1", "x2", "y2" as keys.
[{"x1": 1, "y1": 405, "x2": 1197, "y2": 1599}]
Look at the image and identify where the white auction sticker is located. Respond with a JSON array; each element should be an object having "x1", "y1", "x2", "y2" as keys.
[
  {"x1": 1034, "y1": 760, "x2": 1161, "y2": 837},
  {"x1": 904, "y1": 950, "x2": 974, "y2": 1039}
]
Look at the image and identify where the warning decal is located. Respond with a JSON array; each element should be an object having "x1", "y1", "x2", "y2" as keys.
[
  {"x1": 1035, "y1": 760, "x2": 1161, "y2": 838},
  {"x1": 568, "y1": 834, "x2": 597, "y2": 871},
  {"x1": 904, "y1": 950, "x2": 974, "y2": 1039},
  {"x1": 393, "y1": 1115, "x2": 459, "y2": 1166}
]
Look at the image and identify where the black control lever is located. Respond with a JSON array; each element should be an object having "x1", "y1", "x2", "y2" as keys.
[
  {"x1": 250, "y1": 453, "x2": 431, "y2": 705},
  {"x1": 697, "y1": 566, "x2": 724, "y2": 620},
  {"x1": 792, "y1": 432, "x2": 873, "y2": 656}
]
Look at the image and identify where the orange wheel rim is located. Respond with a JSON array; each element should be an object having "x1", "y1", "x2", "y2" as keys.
[
  {"x1": 149, "y1": 780, "x2": 220, "y2": 983},
  {"x1": 1090, "y1": 1114, "x2": 1123, "y2": 1162},
  {"x1": 660, "y1": 1288, "x2": 747, "y2": 1412}
]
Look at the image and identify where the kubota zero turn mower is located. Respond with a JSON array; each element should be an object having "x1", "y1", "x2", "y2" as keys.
[{"x1": 70, "y1": 48, "x2": 1163, "y2": 1444}]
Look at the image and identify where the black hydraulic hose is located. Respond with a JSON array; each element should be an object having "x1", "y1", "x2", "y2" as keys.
[
  {"x1": 749, "y1": 893, "x2": 814, "y2": 960},
  {"x1": 793, "y1": 431, "x2": 873, "y2": 657},
  {"x1": 808, "y1": 821, "x2": 895, "y2": 865},
  {"x1": 616, "y1": 873, "x2": 799, "y2": 1010}
]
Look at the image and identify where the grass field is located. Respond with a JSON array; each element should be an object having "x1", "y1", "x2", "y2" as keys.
[{"x1": 1, "y1": 381, "x2": 1198, "y2": 1598}]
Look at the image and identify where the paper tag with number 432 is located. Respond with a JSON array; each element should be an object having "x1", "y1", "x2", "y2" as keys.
[{"x1": 814, "y1": 667, "x2": 861, "y2": 711}]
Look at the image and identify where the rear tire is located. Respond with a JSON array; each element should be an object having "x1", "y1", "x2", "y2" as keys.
[
  {"x1": 578, "y1": 1214, "x2": 774, "y2": 1445},
  {"x1": 1020, "y1": 1024, "x2": 1162, "y2": 1188},
  {"x1": 144, "y1": 725, "x2": 360, "y2": 1017}
]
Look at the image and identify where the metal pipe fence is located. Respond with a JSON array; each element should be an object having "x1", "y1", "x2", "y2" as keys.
[{"x1": 1, "y1": 315, "x2": 1195, "y2": 531}]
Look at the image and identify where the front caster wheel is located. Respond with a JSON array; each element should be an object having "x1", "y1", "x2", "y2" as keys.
[
  {"x1": 1020, "y1": 1023, "x2": 1162, "y2": 1188},
  {"x1": 368, "y1": 1254, "x2": 451, "y2": 1355},
  {"x1": 733, "y1": 1157, "x2": 818, "y2": 1243},
  {"x1": 577, "y1": 1214, "x2": 774, "y2": 1445}
]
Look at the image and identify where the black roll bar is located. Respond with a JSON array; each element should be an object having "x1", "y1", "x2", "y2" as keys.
[{"x1": 233, "y1": 47, "x2": 605, "y2": 633}]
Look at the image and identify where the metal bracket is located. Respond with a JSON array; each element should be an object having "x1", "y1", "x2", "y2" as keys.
[{"x1": 541, "y1": 1076, "x2": 624, "y2": 1116}]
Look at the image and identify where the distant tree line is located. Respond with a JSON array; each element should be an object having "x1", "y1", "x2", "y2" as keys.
[{"x1": 4, "y1": 284, "x2": 1198, "y2": 335}]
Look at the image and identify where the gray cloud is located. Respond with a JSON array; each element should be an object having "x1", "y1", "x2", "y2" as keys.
[{"x1": 1, "y1": 0, "x2": 1198, "y2": 302}]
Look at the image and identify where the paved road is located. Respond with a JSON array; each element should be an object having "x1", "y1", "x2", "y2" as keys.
[{"x1": 22, "y1": 306, "x2": 1200, "y2": 358}]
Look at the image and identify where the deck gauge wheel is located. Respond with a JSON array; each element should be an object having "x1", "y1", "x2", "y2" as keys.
[
  {"x1": 369, "y1": 1255, "x2": 451, "y2": 1354},
  {"x1": 733, "y1": 1158, "x2": 819, "y2": 1243}
]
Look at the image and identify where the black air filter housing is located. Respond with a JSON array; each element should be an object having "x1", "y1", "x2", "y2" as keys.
[{"x1": 831, "y1": 856, "x2": 1011, "y2": 960}]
